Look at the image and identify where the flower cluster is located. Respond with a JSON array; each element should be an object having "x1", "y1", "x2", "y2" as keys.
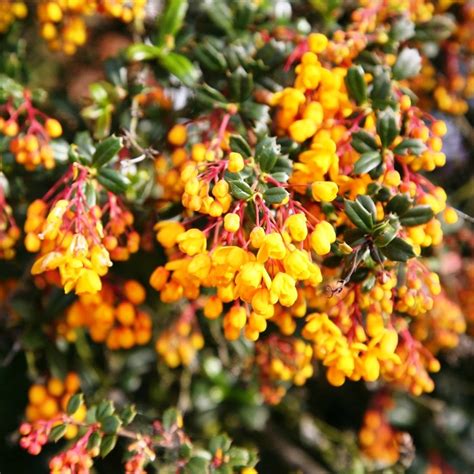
[
  {"x1": 359, "y1": 394, "x2": 413, "y2": 468},
  {"x1": 61, "y1": 279, "x2": 152, "y2": 349},
  {"x1": 25, "y1": 373, "x2": 85, "y2": 439},
  {"x1": 155, "y1": 304, "x2": 204, "y2": 368},
  {"x1": 0, "y1": 183, "x2": 19, "y2": 259},
  {"x1": 37, "y1": 0, "x2": 146, "y2": 55},
  {"x1": 0, "y1": 91, "x2": 62, "y2": 170},
  {"x1": 24, "y1": 154, "x2": 138, "y2": 295},
  {"x1": 255, "y1": 335, "x2": 313, "y2": 404},
  {"x1": 0, "y1": 0, "x2": 27, "y2": 33}
]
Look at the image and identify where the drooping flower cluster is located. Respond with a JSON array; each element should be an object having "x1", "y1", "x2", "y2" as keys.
[
  {"x1": 0, "y1": 91, "x2": 62, "y2": 170},
  {"x1": 24, "y1": 158, "x2": 139, "y2": 295}
]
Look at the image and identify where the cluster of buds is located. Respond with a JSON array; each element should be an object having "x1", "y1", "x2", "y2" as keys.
[
  {"x1": 359, "y1": 394, "x2": 413, "y2": 469},
  {"x1": 155, "y1": 304, "x2": 204, "y2": 368},
  {"x1": 25, "y1": 373, "x2": 85, "y2": 438},
  {"x1": 0, "y1": 91, "x2": 62, "y2": 170},
  {"x1": 61, "y1": 279, "x2": 152, "y2": 349},
  {"x1": 255, "y1": 335, "x2": 313, "y2": 404},
  {"x1": 0, "y1": 0, "x2": 27, "y2": 32},
  {"x1": 37, "y1": 0, "x2": 146, "y2": 55}
]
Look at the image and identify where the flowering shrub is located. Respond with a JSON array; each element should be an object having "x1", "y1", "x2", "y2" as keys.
[{"x1": 0, "y1": 1, "x2": 473, "y2": 473}]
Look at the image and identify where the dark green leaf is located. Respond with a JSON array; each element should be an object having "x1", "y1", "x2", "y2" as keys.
[
  {"x1": 229, "y1": 135, "x2": 251, "y2": 158},
  {"x1": 229, "y1": 67, "x2": 253, "y2": 102},
  {"x1": 399, "y1": 205, "x2": 434, "y2": 226},
  {"x1": 97, "y1": 168, "x2": 130, "y2": 194},
  {"x1": 184, "y1": 456, "x2": 210, "y2": 474},
  {"x1": 393, "y1": 138, "x2": 426, "y2": 156},
  {"x1": 96, "y1": 400, "x2": 115, "y2": 421},
  {"x1": 344, "y1": 200, "x2": 373, "y2": 232},
  {"x1": 229, "y1": 180, "x2": 253, "y2": 200},
  {"x1": 49, "y1": 424, "x2": 67, "y2": 442},
  {"x1": 101, "y1": 415, "x2": 122, "y2": 434},
  {"x1": 374, "y1": 223, "x2": 398, "y2": 247},
  {"x1": 87, "y1": 431, "x2": 102, "y2": 451},
  {"x1": 120, "y1": 405, "x2": 137, "y2": 426},
  {"x1": 345, "y1": 65, "x2": 367, "y2": 105},
  {"x1": 376, "y1": 109, "x2": 399, "y2": 148},
  {"x1": 353, "y1": 151, "x2": 382, "y2": 174},
  {"x1": 380, "y1": 237, "x2": 416, "y2": 262},
  {"x1": 66, "y1": 393, "x2": 83, "y2": 415},
  {"x1": 386, "y1": 194, "x2": 412, "y2": 215},
  {"x1": 351, "y1": 131, "x2": 378, "y2": 153},
  {"x1": 100, "y1": 434, "x2": 117, "y2": 458},
  {"x1": 92, "y1": 135, "x2": 122, "y2": 168},
  {"x1": 163, "y1": 408, "x2": 179, "y2": 431},
  {"x1": 255, "y1": 137, "x2": 280, "y2": 173},
  {"x1": 263, "y1": 187, "x2": 289, "y2": 204}
]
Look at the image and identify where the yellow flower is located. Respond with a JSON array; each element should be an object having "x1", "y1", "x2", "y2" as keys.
[
  {"x1": 155, "y1": 221, "x2": 185, "y2": 248},
  {"x1": 310, "y1": 221, "x2": 336, "y2": 256},
  {"x1": 224, "y1": 213, "x2": 240, "y2": 232},
  {"x1": 285, "y1": 213, "x2": 308, "y2": 242},
  {"x1": 75, "y1": 269, "x2": 102, "y2": 294},
  {"x1": 176, "y1": 228, "x2": 207, "y2": 256},
  {"x1": 289, "y1": 119, "x2": 317, "y2": 143},
  {"x1": 270, "y1": 272, "x2": 298, "y2": 306},
  {"x1": 228, "y1": 152, "x2": 245, "y2": 172},
  {"x1": 308, "y1": 33, "x2": 328, "y2": 53},
  {"x1": 311, "y1": 181, "x2": 338, "y2": 202},
  {"x1": 167, "y1": 124, "x2": 187, "y2": 146},
  {"x1": 257, "y1": 232, "x2": 287, "y2": 262}
]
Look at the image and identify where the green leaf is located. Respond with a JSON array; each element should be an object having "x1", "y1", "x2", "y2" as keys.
[
  {"x1": 120, "y1": 405, "x2": 137, "y2": 426},
  {"x1": 392, "y1": 138, "x2": 426, "y2": 156},
  {"x1": 344, "y1": 200, "x2": 373, "y2": 232},
  {"x1": 163, "y1": 408, "x2": 180, "y2": 430},
  {"x1": 399, "y1": 205, "x2": 434, "y2": 226},
  {"x1": 92, "y1": 135, "x2": 122, "y2": 168},
  {"x1": 96, "y1": 400, "x2": 115, "y2": 421},
  {"x1": 386, "y1": 194, "x2": 412, "y2": 215},
  {"x1": 204, "y1": 0, "x2": 234, "y2": 34},
  {"x1": 380, "y1": 237, "x2": 416, "y2": 262},
  {"x1": 371, "y1": 68, "x2": 392, "y2": 104},
  {"x1": 255, "y1": 137, "x2": 280, "y2": 172},
  {"x1": 158, "y1": 52, "x2": 200, "y2": 87},
  {"x1": 392, "y1": 48, "x2": 421, "y2": 80},
  {"x1": 229, "y1": 67, "x2": 254, "y2": 102},
  {"x1": 228, "y1": 447, "x2": 250, "y2": 466},
  {"x1": 374, "y1": 223, "x2": 398, "y2": 247},
  {"x1": 263, "y1": 187, "x2": 289, "y2": 204},
  {"x1": 351, "y1": 131, "x2": 378, "y2": 153},
  {"x1": 229, "y1": 135, "x2": 252, "y2": 158},
  {"x1": 184, "y1": 456, "x2": 210, "y2": 474},
  {"x1": 87, "y1": 431, "x2": 102, "y2": 451},
  {"x1": 209, "y1": 434, "x2": 232, "y2": 454},
  {"x1": 100, "y1": 434, "x2": 117, "y2": 458},
  {"x1": 357, "y1": 195, "x2": 377, "y2": 221},
  {"x1": 195, "y1": 83, "x2": 228, "y2": 108},
  {"x1": 97, "y1": 168, "x2": 130, "y2": 194},
  {"x1": 126, "y1": 44, "x2": 162, "y2": 62},
  {"x1": 376, "y1": 109, "x2": 399, "y2": 148},
  {"x1": 229, "y1": 180, "x2": 253, "y2": 200},
  {"x1": 353, "y1": 151, "x2": 382, "y2": 174},
  {"x1": 101, "y1": 415, "x2": 122, "y2": 434},
  {"x1": 49, "y1": 424, "x2": 67, "y2": 442},
  {"x1": 345, "y1": 65, "x2": 367, "y2": 105},
  {"x1": 66, "y1": 393, "x2": 83, "y2": 415},
  {"x1": 194, "y1": 42, "x2": 227, "y2": 71},
  {"x1": 156, "y1": 0, "x2": 188, "y2": 46}
]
